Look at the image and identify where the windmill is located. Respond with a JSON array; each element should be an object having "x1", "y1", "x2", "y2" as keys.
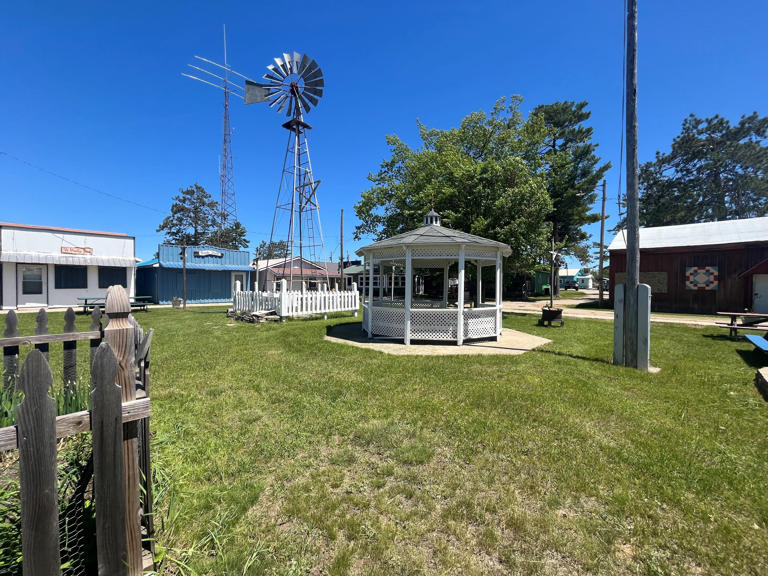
[{"x1": 244, "y1": 52, "x2": 329, "y2": 291}]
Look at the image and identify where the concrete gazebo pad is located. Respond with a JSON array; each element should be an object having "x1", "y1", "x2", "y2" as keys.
[{"x1": 325, "y1": 322, "x2": 550, "y2": 356}]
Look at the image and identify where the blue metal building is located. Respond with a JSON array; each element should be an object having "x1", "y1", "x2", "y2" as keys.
[{"x1": 136, "y1": 245, "x2": 251, "y2": 304}]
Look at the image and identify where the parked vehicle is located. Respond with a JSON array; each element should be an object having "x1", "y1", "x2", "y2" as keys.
[{"x1": 563, "y1": 279, "x2": 580, "y2": 290}]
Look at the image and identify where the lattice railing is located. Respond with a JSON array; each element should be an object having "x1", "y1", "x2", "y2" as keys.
[
  {"x1": 463, "y1": 307, "x2": 498, "y2": 340},
  {"x1": 410, "y1": 309, "x2": 458, "y2": 341},
  {"x1": 371, "y1": 307, "x2": 406, "y2": 338}
]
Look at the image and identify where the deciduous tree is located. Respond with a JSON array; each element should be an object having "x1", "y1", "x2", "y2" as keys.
[{"x1": 354, "y1": 96, "x2": 552, "y2": 274}]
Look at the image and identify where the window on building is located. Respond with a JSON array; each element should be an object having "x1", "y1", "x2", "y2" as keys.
[
  {"x1": 98, "y1": 266, "x2": 127, "y2": 289},
  {"x1": 54, "y1": 265, "x2": 88, "y2": 289},
  {"x1": 22, "y1": 267, "x2": 44, "y2": 294}
]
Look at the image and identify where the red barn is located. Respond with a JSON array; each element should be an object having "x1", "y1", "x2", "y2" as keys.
[{"x1": 609, "y1": 217, "x2": 768, "y2": 314}]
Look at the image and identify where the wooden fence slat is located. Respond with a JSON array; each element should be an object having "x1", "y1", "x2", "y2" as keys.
[
  {"x1": 63, "y1": 307, "x2": 77, "y2": 395},
  {"x1": 90, "y1": 306, "x2": 103, "y2": 369},
  {"x1": 17, "y1": 349, "x2": 60, "y2": 576},
  {"x1": 0, "y1": 330, "x2": 101, "y2": 348},
  {"x1": 91, "y1": 343, "x2": 128, "y2": 575},
  {"x1": 3, "y1": 310, "x2": 19, "y2": 391},
  {"x1": 105, "y1": 285, "x2": 143, "y2": 574},
  {"x1": 34, "y1": 308, "x2": 50, "y2": 361},
  {"x1": 0, "y1": 398, "x2": 151, "y2": 452},
  {"x1": 136, "y1": 328, "x2": 155, "y2": 558}
]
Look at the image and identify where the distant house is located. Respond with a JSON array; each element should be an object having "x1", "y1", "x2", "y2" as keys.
[
  {"x1": 252, "y1": 257, "x2": 341, "y2": 291},
  {"x1": 558, "y1": 268, "x2": 593, "y2": 289},
  {"x1": 343, "y1": 263, "x2": 407, "y2": 295},
  {"x1": 136, "y1": 244, "x2": 251, "y2": 304},
  {"x1": 608, "y1": 216, "x2": 768, "y2": 313},
  {"x1": 0, "y1": 222, "x2": 137, "y2": 309}
]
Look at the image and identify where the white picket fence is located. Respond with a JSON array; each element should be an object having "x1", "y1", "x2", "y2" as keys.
[{"x1": 233, "y1": 280, "x2": 359, "y2": 318}]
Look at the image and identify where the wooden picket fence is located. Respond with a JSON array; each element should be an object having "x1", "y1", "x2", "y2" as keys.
[
  {"x1": 233, "y1": 280, "x2": 359, "y2": 318},
  {"x1": 0, "y1": 285, "x2": 154, "y2": 575}
]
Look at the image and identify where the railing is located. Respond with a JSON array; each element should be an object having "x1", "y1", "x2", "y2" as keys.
[
  {"x1": 0, "y1": 285, "x2": 153, "y2": 575},
  {"x1": 365, "y1": 302, "x2": 501, "y2": 342}
]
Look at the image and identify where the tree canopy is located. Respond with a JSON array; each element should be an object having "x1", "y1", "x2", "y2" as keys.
[
  {"x1": 354, "y1": 96, "x2": 553, "y2": 273},
  {"x1": 532, "y1": 101, "x2": 610, "y2": 263},
  {"x1": 637, "y1": 112, "x2": 768, "y2": 227},
  {"x1": 254, "y1": 239, "x2": 289, "y2": 260},
  {"x1": 157, "y1": 183, "x2": 249, "y2": 250}
]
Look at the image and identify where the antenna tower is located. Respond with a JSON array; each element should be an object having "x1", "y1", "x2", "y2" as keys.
[
  {"x1": 245, "y1": 52, "x2": 329, "y2": 290},
  {"x1": 219, "y1": 26, "x2": 236, "y2": 230},
  {"x1": 182, "y1": 27, "x2": 244, "y2": 231}
]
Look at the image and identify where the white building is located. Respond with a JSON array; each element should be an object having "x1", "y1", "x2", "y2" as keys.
[{"x1": 0, "y1": 222, "x2": 137, "y2": 309}]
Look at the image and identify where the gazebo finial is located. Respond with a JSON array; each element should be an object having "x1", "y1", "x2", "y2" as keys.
[{"x1": 424, "y1": 207, "x2": 441, "y2": 227}]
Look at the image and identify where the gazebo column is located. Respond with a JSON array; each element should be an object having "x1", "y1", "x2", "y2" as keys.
[
  {"x1": 391, "y1": 265, "x2": 395, "y2": 301},
  {"x1": 404, "y1": 248, "x2": 412, "y2": 345},
  {"x1": 443, "y1": 263, "x2": 449, "y2": 307},
  {"x1": 476, "y1": 262, "x2": 483, "y2": 306},
  {"x1": 457, "y1": 245, "x2": 465, "y2": 346},
  {"x1": 379, "y1": 270, "x2": 384, "y2": 300},
  {"x1": 368, "y1": 255, "x2": 375, "y2": 337},
  {"x1": 496, "y1": 249, "x2": 502, "y2": 340}
]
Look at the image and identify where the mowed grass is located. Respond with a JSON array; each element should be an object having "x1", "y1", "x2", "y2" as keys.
[{"x1": 11, "y1": 307, "x2": 768, "y2": 574}]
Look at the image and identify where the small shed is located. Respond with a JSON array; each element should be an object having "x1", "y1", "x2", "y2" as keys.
[
  {"x1": 356, "y1": 210, "x2": 511, "y2": 345},
  {"x1": 137, "y1": 244, "x2": 251, "y2": 304},
  {"x1": 609, "y1": 216, "x2": 768, "y2": 313}
]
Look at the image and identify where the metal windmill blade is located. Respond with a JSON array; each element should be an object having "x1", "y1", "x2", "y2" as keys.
[{"x1": 244, "y1": 52, "x2": 324, "y2": 117}]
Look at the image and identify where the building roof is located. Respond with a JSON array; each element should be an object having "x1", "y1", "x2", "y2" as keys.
[
  {"x1": 0, "y1": 221, "x2": 130, "y2": 237},
  {"x1": 0, "y1": 252, "x2": 139, "y2": 267},
  {"x1": 157, "y1": 244, "x2": 252, "y2": 271},
  {"x1": 608, "y1": 216, "x2": 768, "y2": 251},
  {"x1": 356, "y1": 223, "x2": 512, "y2": 256},
  {"x1": 560, "y1": 268, "x2": 581, "y2": 277},
  {"x1": 343, "y1": 264, "x2": 365, "y2": 275}
]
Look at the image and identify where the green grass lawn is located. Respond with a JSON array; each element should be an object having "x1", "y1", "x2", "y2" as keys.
[
  {"x1": 527, "y1": 290, "x2": 588, "y2": 301},
  {"x1": 8, "y1": 307, "x2": 768, "y2": 575}
]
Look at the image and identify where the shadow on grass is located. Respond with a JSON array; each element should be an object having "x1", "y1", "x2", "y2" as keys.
[
  {"x1": 737, "y1": 349, "x2": 768, "y2": 369},
  {"x1": 702, "y1": 333, "x2": 738, "y2": 342},
  {"x1": 533, "y1": 347, "x2": 613, "y2": 367}
]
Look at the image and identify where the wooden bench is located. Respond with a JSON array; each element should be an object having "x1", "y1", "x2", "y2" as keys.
[
  {"x1": 745, "y1": 333, "x2": 768, "y2": 355},
  {"x1": 716, "y1": 322, "x2": 768, "y2": 338}
]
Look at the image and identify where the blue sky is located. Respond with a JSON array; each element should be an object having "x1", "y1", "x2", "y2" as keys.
[{"x1": 1, "y1": 1, "x2": 765, "y2": 265}]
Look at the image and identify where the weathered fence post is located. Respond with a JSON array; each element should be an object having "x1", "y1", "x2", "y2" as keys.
[
  {"x1": 90, "y1": 306, "x2": 103, "y2": 369},
  {"x1": 35, "y1": 308, "x2": 49, "y2": 361},
  {"x1": 3, "y1": 310, "x2": 19, "y2": 390},
  {"x1": 104, "y1": 285, "x2": 143, "y2": 574},
  {"x1": 18, "y1": 350, "x2": 60, "y2": 576},
  {"x1": 62, "y1": 307, "x2": 77, "y2": 397},
  {"x1": 91, "y1": 343, "x2": 127, "y2": 575}
]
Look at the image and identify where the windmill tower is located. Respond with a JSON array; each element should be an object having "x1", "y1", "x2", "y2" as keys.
[
  {"x1": 244, "y1": 53, "x2": 328, "y2": 290},
  {"x1": 182, "y1": 26, "x2": 240, "y2": 232}
]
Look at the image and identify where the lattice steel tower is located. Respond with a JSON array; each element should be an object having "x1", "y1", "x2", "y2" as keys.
[
  {"x1": 245, "y1": 52, "x2": 329, "y2": 289},
  {"x1": 218, "y1": 28, "x2": 237, "y2": 229},
  {"x1": 182, "y1": 26, "x2": 239, "y2": 231}
]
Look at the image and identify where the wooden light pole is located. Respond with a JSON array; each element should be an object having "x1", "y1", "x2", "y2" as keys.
[
  {"x1": 623, "y1": 0, "x2": 640, "y2": 367},
  {"x1": 339, "y1": 209, "x2": 345, "y2": 290},
  {"x1": 598, "y1": 179, "x2": 607, "y2": 306}
]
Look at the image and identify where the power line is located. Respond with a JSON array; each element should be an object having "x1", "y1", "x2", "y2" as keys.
[{"x1": 0, "y1": 151, "x2": 165, "y2": 214}]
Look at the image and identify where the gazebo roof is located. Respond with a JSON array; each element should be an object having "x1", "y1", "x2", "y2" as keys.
[{"x1": 356, "y1": 223, "x2": 512, "y2": 257}]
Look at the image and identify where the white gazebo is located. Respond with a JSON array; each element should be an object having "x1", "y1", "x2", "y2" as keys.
[{"x1": 357, "y1": 210, "x2": 511, "y2": 345}]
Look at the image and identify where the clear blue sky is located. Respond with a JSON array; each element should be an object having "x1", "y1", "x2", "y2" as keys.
[{"x1": 2, "y1": 1, "x2": 765, "y2": 265}]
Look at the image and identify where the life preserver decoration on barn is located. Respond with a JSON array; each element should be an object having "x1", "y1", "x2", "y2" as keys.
[{"x1": 685, "y1": 266, "x2": 719, "y2": 291}]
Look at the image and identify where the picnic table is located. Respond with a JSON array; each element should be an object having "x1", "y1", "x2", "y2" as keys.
[
  {"x1": 77, "y1": 296, "x2": 152, "y2": 314},
  {"x1": 715, "y1": 311, "x2": 768, "y2": 338}
]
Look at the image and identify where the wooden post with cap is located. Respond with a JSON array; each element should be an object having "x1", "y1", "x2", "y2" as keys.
[{"x1": 104, "y1": 285, "x2": 143, "y2": 574}]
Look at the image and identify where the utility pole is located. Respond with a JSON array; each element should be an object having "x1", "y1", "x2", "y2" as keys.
[
  {"x1": 339, "y1": 209, "x2": 345, "y2": 290},
  {"x1": 598, "y1": 179, "x2": 607, "y2": 306},
  {"x1": 624, "y1": 0, "x2": 640, "y2": 367},
  {"x1": 182, "y1": 245, "x2": 188, "y2": 310}
]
